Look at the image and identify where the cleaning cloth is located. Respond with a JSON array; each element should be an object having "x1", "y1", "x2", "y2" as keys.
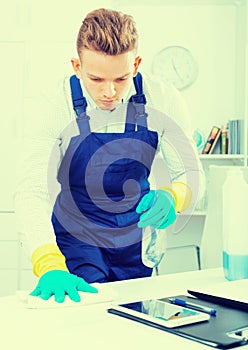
[{"x1": 16, "y1": 283, "x2": 117, "y2": 309}]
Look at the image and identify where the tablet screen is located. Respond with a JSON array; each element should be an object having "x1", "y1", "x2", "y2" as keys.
[{"x1": 109, "y1": 298, "x2": 210, "y2": 328}]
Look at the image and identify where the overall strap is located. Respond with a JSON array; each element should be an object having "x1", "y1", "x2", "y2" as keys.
[
  {"x1": 125, "y1": 72, "x2": 148, "y2": 132},
  {"x1": 69, "y1": 75, "x2": 91, "y2": 135}
]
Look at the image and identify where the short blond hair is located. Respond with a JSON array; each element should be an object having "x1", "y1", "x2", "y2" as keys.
[{"x1": 76, "y1": 8, "x2": 138, "y2": 56}]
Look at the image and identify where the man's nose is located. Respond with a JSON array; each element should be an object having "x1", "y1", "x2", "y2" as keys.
[{"x1": 103, "y1": 82, "x2": 116, "y2": 98}]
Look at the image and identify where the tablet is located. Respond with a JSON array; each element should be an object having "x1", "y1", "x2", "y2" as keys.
[{"x1": 108, "y1": 298, "x2": 210, "y2": 328}]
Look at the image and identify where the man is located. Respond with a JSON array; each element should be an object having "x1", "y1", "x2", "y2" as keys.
[{"x1": 15, "y1": 8, "x2": 205, "y2": 303}]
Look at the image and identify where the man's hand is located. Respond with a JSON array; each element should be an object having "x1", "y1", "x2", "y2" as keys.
[
  {"x1": 30, "y1": 270, "x2": 98, "y2": 303},
  {"x1": 136, "y1": 190, "x2": 176, "y2": 229}
]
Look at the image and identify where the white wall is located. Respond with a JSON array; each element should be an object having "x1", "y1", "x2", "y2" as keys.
[{"x1": 115, "y1": 2, "x2": 238, "y2": 137}]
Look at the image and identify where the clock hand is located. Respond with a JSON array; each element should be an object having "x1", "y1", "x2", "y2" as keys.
[{"x1": 171, "y1": 59, "x2": 183, "y2": 81}]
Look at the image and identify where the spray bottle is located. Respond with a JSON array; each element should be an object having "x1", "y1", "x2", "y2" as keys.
[{"x1": 142, "y1": 225, "x2": 167, "y2": 268}]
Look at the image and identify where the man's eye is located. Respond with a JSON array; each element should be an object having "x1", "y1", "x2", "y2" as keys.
[
  {"x1": 116, "y1": 78, "x2": 127, "y2": 82},
  {"x1": 90, "y1": 78, "x2": 102, "y2": 81}
]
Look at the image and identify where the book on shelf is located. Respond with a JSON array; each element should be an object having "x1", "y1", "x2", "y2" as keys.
[
  {"x1": 201, "y1": 126, "x2": 221, "y2": 154},
  {"x1": 228, "y1": 119, "x2": 242, "y2": 154},
  {"x1": 220, "y1": 125, "x2": 228, "y2": 154}
]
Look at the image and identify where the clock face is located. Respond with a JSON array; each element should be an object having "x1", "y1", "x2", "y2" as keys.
[{"x1": 152, "y1": 45, "x2": 198, "y2": 90}]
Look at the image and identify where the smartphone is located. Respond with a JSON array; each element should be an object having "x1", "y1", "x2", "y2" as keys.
[{"x1": 108, "y1": 298, "x2": 210, "y2": 328}]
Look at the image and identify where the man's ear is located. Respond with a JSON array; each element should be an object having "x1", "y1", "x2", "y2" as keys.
[
  {"x1": 133, "y1": 56, "x2": 142, "y2": 76},
  {"x1": 71, "y1": 58, "x2": 82, "y2": 79}
]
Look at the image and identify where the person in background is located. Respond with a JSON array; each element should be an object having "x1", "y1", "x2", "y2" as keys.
[{"x1": 15, "y1": 8, "x2": 205, "y2": 303}]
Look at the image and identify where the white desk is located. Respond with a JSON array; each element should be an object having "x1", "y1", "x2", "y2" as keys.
[{"x1": 1, "y1": 268, "x2": 247, "y2": 350}]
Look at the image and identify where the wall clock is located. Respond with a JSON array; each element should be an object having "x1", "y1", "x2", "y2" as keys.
[{"x1": 152, "y1": 45, "x2": 198, "y2": 90}]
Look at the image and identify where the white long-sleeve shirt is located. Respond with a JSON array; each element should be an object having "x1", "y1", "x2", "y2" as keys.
[{"x1": 15, "y1": 72, "x2": 205, "y2": 256}]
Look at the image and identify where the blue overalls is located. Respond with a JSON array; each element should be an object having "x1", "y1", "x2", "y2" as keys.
[{"x1": 52, "y1": 73, "x2": 159, "y2": 283}]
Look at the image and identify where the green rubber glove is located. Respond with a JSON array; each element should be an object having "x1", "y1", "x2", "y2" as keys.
[
  {"x1": 136, "y1": 190, "x2": 176, "y2": 229},
  {"x1": 30, "y1": 270, "x2": 98, "y2": 303}
]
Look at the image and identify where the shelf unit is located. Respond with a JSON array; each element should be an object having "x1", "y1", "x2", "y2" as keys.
[{"x1": 199, "y1": 155, "x2": 246, "y2": 160}]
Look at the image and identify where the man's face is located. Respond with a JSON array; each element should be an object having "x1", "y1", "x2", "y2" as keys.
[{"x1": 71, "y1": 49, "x2": 141, "y2": 111}]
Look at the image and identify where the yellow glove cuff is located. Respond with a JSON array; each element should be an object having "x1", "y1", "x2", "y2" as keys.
[
  {"x1": 31, "y1": 243, "x2": 68, "y2": 277},
  {"x1": 160, "y1": 182, "x2": 192, "y2": 212}
]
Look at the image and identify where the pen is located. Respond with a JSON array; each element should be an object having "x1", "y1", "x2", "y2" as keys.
[{"x1": 168, "y1": 298, "x2": 217, "y2": 316}]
